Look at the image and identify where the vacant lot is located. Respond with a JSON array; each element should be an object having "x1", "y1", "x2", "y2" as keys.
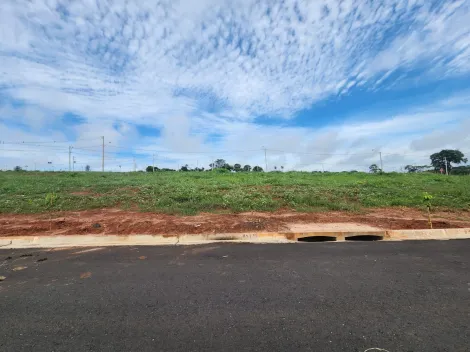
[
  {"x1": 1, "y1": 171, "x2": 470, "y2": 214},
  {"x1": 1, "y1": 171, "x2": 470, "y2": 235}
]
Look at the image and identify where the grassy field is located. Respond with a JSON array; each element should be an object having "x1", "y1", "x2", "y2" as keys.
[{"x1": 0, "y1": 171, "x2": 469, "y2": 215}]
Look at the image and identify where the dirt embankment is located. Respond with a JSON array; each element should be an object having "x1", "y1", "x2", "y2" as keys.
[{"x1": 0, "y1": 208, "x2": 469, "y2": 237}]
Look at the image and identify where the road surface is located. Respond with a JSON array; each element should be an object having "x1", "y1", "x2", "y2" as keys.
[{"x1": 1, "y1": 241, "x2": 469, "y2": 351}]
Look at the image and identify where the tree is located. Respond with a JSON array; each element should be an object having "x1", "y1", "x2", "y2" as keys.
[
  {"x1": 252, "y1": 166, "x2": 263, "y2": 172},
  {"x1": 146, "y1": 166, "x2": 154, "y2": 172},
  {"x1": 430, "y1": 150, "x2": 467, "y2": 172},
  {"x1": 369, "y1": 164, "x2": 381, "y2": 174},
  {"x1": 223, "y1": 163, "x2": 233, "y2": 171},
  {"x1": 451, "y1": 166, "x2": 470, "y2": 175},
  {"x1": 243, "y1": 165, "x2": 251, "y2": 172},
  {"x1": 14, "y1": 166, "x2": 23, "y2": 172},
  {"x1": 405, "y1": 165, "x2": 418, "y2": 173},
  {"x1": 85, "y1": 165, "x2": 91, "y2": 172},
  {"x1": 209, "y1": 159, "x2": 226, "y2": 169},
  {"x1": 405, "y1": 165, "x2": 430, "y2": 173},
  {"x1": 233, "y1": 163, "x2": 242, "y2": 172},
  {"x1": 179, "y1": 164, "x2": 190, "y2": 172}
]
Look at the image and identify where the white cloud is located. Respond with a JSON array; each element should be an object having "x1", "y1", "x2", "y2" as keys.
[
  {"x1": 1, "y1": 0, "x2": 470, "y2": 171},
  {"x1": 2, "y1": 0, "x2": 470, "y2": 119},
  {"x1": 1, "y1": 98, "x2": 469, "y2": 172},
  {"x1": 410, "y1": 119, "x2": 470, "y2": 151},
  {"x1": 366, "y1": 1, "x2": 470, "y2": 79}
]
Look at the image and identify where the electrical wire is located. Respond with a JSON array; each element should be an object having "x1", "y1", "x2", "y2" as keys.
[{"x1": 0, "y1": 137, "x2": 103, "y2": 144}]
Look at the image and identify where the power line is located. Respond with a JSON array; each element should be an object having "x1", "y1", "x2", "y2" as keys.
[
  {"x1": 0, "y1": 137, "x2": 103, "y2": 144},
  {"x1": 106, "y1": 145, "x2": 261, "y2": 154},
  {"x1": 267, "y1": 149, "x2": 377, "y2": 156},
  {"x1": 0, "y1": 148, "x2": 70, "y2": 153},
  {"x1": 4, "y1": 139, "x2": 467, "y2": 158},
  {"x1": 3, "y1": 147, "x2": 469, "y2": 160},
  {"x1": 0, "y1": 148, "x2": 105, "y2": 158},
  {"x1": 2, "y1": 137, "x2": 469, "y2": 172},
  {"x1": 0, "y1": 143, "x2": 103, "y2": 152},
  {"x1": 1, "y1": 144, "x2": 73, "y2": 151},
  {"x1": 71, "y1": 146, "x2": 103, "y2": 150}
]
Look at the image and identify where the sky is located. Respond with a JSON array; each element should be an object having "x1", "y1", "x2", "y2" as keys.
[{"x1": 1, "y1": 0, "x2": 470, "y2": 172}]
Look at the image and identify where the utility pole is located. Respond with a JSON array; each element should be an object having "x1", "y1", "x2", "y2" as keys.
[
  {"x1": 133, "y1": 157, "x2": 136, "y2": 172},
  {"x1": 372, "y1": 149, "x2": 383, "y2": 172},
  {"x1": 263, "y1": 147, "x2": 268, "y2": 172},
  {"x1": 69, "y1": 146, "x2": 72, "y2": 171},
  {"x1": 152, "y1": 154, "x2": 155, "y2": 172},
  {"x1": 379, "y1": 152, "x2": 383, "y2": 172},
  {"x1": 101, "y1": 136, "x2": 105, "y2": 172},
  {"x1": 444, "y1": 156, "x2": 448, "y2": 175},
  {"x1": 73, "y1": 156, "x2": 76, "y2": 171},
  {"x1": 321, "y1": 163, "x2": 325, "y2": 173}
]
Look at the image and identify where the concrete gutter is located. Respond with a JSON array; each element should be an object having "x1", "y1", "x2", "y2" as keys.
[
  {"x1": 294, "y1": 228, "x2": 470, "y2": 241},
  {"x1": 0, "y1": 228, "x2": 469, "y2": 249}
]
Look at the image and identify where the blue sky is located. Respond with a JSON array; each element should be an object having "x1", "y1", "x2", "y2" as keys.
[{"x1": 1, "y1": 0, "x2": 470, "y2": 171}]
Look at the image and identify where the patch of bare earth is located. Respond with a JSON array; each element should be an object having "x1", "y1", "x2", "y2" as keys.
[
  {"x1": 70, "y1": 191, "x2": 94, "y2": 196},
  {"x1": 69, "y1": 189, "x2": 102, "y2": 197},
  {"x1": 0, "y1": 207, "x2": 469, "y2": 237}
]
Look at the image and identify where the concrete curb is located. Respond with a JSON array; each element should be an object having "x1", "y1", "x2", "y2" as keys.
[
  {"x1": 0, "y1": 228, "x2": 469, "y2": 249},
  {"x1": 386, "y1": 228, "x2": 470, "y2": 240},
  {"x1": 0, "y1": 233, "x2": 291, "y2": 249}
]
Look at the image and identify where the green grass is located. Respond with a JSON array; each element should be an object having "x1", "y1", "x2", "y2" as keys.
[{"x1": 1, "y1": 171, "x2": 469, "y2": 215}]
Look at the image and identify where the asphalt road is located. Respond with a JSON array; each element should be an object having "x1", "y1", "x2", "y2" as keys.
[{"x1": 1, "y1": 241, "x2": 469, "y2": 352}]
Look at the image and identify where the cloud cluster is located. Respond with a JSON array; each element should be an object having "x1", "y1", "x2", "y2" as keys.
[
  {"x1": 1, "y1": 0, "x2": 470, "y2": 171},
  {"x1": 2, "y1": 0, "x2": 469, "y2": 118}
]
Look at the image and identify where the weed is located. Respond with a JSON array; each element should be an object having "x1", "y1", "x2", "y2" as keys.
[
  {"x1": 44, "y1": 192, "x2": 57, "y2": 207},
  {"x1": 423, "y1": 192, "x2": 434, "y2": 229}
]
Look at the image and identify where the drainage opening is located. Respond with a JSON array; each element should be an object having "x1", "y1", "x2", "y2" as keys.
[
  {"x1": 212, "y1": 236, "x2": 238, "y2": 241},
  {"x1": 298, "y1": 236, "x2": 337, "y2": 242},
  {"x1": 345, "y1": 235, "x2": 383, "y2": 241}
]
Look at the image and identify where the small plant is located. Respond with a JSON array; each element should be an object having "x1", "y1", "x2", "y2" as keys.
[
  {"x1": 45, "y1": 192, "x2": 57, "y2": 207},
  {"x1": 423, "y1": 192, "x2": 434, "y2": 229}
]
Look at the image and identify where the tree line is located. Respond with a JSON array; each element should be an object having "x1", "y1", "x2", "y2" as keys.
[
  {"x1": 146, "y1": 159, "x2": 265, "y2": 173},
  {"x1": 155, "y1": 150, "x2": 468, "y2": 175},
  {"x1": 369, "y1": 149, "x2": 468, "y2": 174},
  {"x1": 9, "y1": 149, "x2": 468, "y2": 174}
]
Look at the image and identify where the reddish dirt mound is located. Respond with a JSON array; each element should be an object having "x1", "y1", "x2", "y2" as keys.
[{"x1": 0, "y1": 208, "x2": 469, "y2": 237}]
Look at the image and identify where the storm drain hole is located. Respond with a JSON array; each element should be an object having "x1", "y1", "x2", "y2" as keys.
[
  {"x1": 345, "y1": 235, "x2": 383, "y2": 241},
  {"x1": 298, "y1": 236, "x2": 337, "y2": 242},
  {"x1": 213, "y1": 236, "x2": 237, "y2": 241}
]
